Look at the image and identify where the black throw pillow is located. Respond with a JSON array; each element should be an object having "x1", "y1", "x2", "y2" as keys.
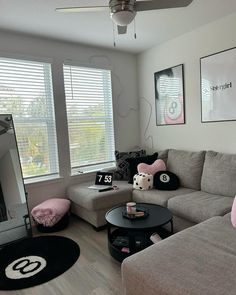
[
  {"x1": 154, "y1": 171, "x2": 180, "y2": 190},
  {"x1": 113, "y1": 149, "x2": 146, "y2": 181},
  {"x1": 126, "y1": 152, "x2": 158, "y2": 184}
]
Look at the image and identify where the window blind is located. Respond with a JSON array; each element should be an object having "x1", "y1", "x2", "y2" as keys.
[
  {"x1": 0, "y1": 57, "x2": 59, "y2": 180},
  {"x1": 63, "y1": 64, "x2": 115, "y2": 173}
]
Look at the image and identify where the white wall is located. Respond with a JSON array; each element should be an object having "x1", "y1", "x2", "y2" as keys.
[
  {"x1": 0, "y1": 31, "x2": 140, "y2": 209},
  {"x1": 137, "y1": 12, "x2": 236, "y2": 154}
]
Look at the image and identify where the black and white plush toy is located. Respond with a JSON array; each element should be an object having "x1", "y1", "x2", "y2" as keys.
[
  {"x1": 133, "y1": 173, "x2": 153, "y2": 190},
  {"x1": 154, "y1": 171, "x2": 180, "y2": 190}
]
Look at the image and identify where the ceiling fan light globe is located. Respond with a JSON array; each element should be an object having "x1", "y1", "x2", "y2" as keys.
[{"x1": 110, "y1": 10, "x2": 136, "y2": 26}]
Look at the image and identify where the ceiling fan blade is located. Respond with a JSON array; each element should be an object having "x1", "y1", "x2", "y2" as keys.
[
  {"x1": 117, "y1": 25, "x2": 127, "y2": 34},
  {"x1": 136, "y1": 0, "x2": 193, "y2": 12},
  {"x1": 55, "y1": 6, "x2": 108, "y2": 13}
]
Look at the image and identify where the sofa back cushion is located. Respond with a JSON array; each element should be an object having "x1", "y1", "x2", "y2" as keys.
[
  {"x1": 157, "y1": 149, "x2": 169, "y2": 165},
  {"x1": 167, "y1": 149, "x2": 205, "y2": 190},
  {"x1": 201, "y1": 151, "x2": 236, "y2": 197}
]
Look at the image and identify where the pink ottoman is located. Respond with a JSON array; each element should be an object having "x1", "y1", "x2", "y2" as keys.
[{"x1": 31, "y1": 198, "x2": 71, "y2": 232}]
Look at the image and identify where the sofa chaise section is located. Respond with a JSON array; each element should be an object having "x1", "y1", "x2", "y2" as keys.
[
  {"x1": 67, "y1": 181, "x2": 132, "y2": 228},
  {"x1": 122, "y1": 216, "x2": 236, "y2": 295}
]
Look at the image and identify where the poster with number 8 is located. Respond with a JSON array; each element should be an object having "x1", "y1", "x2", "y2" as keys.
[{"x1": 154, "y1": 64, "x2": 185, "y2": 126}]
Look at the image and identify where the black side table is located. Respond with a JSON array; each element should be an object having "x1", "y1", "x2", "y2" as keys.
[{"x1": 105, "y1": 203, "x2": 173, "y2": 262}]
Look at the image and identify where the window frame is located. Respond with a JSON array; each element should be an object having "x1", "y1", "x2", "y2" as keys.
[
  {"x1": 63, "y1": 62, "x2": 116, "y2": 175},
  {"x1": 0, "y1": 55, "x2": 60, "y2": 182}
]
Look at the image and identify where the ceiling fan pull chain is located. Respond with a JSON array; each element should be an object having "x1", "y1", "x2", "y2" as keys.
[
  {"x1": 112, "y1": 22, "x2": 116, "y2": 47},
  {"x1": 134, "y1": 18, "x2": 137, "y2": 39}
]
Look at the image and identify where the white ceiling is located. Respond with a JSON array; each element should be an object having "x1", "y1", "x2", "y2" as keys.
[{"x1": 0, "y1": 0, "x2": 236, "y2": 53}]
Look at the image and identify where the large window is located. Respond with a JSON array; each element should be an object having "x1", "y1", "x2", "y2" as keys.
[
  {"x1": 63, "y1": 64, "x2": 115, "y2": 174},
  {"x1": 0, "y1": 57, "x2": 59, "y2": 180}
]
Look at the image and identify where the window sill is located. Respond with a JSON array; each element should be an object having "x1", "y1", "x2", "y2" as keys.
[
  {"x1": 71, "y1": 164, "x2": 116, "y2": 177},
  {"x1": 24, "y1": 175, "x2": 64, "y2": 188}
]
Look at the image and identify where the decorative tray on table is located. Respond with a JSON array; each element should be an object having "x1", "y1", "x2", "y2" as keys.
[{"x1": 122, "y1": 207, "x2": 149, "y2": 220}]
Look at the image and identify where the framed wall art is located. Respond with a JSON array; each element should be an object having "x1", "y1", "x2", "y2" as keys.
[
  {"x1": 154, "y1": 64, "x2": 185, "y2": 126},
  {"x1": 200, "y1": 47, "x2": 236, "y2": 123}
]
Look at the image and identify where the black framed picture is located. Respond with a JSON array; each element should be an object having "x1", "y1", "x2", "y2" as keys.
[
  {"x1": 154, "y1": 64, "x2": 185, "y2": 126},
  {"x1": 200, "y1": 47, "x2": 236, "y2": 123}
]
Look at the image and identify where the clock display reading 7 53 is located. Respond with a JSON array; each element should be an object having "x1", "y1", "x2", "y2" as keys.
[{"x1": 95, "y1": 172, "x2": 113, "y2": 185}]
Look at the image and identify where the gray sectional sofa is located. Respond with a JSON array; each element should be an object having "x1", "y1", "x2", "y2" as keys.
[
  {"x1": 121, "y1": 149, "x2": 236, "y2": 295},
  {"x1": 67, "y1": 149, "x2": 235, "y2": 231},
  {"x1": 67, "y1": 148, "x2": 236, "y2": 295}
]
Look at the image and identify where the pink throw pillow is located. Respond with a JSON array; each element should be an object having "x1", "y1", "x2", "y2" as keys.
[
  {"x1": 231, "y1": 196, "x2": 236, "y2": 228},
  {"x1": 137, "y1": 159, "x2": 166, "y2": 175}
]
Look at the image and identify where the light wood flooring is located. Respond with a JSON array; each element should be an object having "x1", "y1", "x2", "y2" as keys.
[{"x1": 0, "y1": 216, "x2": 122, "y2": 295}]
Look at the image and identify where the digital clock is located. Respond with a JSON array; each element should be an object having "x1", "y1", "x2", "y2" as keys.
[{"x1": 95, "y1": 171, "x2": 113, "y2": 186}]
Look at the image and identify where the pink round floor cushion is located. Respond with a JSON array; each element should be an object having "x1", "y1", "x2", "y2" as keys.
[
  {"x1": 137, "y1": 159, "x2": 166, "y2": 175},
  {"x1": 231, "y1": 196, "x2": 236, "y2": 228},
  {"x1": 31, "y1": 198, "x2": 71, "y2": 227}
]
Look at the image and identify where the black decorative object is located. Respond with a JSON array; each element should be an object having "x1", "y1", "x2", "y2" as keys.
[
  {"x1": 154, "y1": 171, "x2": 180, "y2": 190},
  {"x1": 113, "y1": 150, "x2": 146, "y2": 181},
  {"x1": 0, "y1": 236, "x2": 80, "y2": 290}
]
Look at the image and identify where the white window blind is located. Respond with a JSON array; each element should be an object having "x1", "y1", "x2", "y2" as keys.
[
  {"x1": 63, "y1": 64, "x2": 115, "y2": 174},
  {"x1": 0, "y1": 57, "x2": 59, "y2": 180}
]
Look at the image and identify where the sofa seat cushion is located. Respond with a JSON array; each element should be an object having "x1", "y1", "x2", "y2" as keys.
[
  {"x1": 67, "y1": 181, "x2": 132, "y2": 211},
  {"x1": 132, "y1": 187, "x2": 195, "y2": 207},
  {"x1": 167, "y1": 149, "x2": 205, "y2": 190},
  {"x1": 122, "y1": 216, "x2": 236, "y2": 295},
  {"x1": 201, "y1": 151, "x2": 236, "y2": 197},
  {"x1": 168, "y1": 191, "x2": 233, "y2": 223}
]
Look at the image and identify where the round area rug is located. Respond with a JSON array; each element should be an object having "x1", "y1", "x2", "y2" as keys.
[{"x1": 0, "y1": 236, "x2": 80, "y2": 290}]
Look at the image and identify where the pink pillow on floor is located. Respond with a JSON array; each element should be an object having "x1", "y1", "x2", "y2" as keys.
[
  {"x1": 231, "y1": 196, "x2": 236, "y2": 228},
  {"x1": 137, "y1": 159, "x2": 166, "y2": 175},
  {"x1": 31, "y1": 198, "x2": 70, "y2": 227}
]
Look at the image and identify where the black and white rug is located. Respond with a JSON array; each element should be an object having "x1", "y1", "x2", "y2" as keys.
[{"x1": 0, "y1": 236, "x2": 80, "y2": 290}]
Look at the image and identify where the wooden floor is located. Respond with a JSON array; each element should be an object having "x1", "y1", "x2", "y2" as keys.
[{"x1": 0, "y1": 217, "x2": 122, "y2": 295}]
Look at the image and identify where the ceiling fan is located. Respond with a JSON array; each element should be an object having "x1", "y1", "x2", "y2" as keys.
[{"x1": 56, "y1": 0, "x2": 194, "y2": 35}]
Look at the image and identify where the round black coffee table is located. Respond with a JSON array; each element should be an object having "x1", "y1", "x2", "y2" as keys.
[{"x1": 105, "y1": 203, "x2": 173, "y2": 262}]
